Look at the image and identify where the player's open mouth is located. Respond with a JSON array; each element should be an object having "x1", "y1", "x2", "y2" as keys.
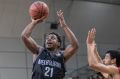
[{"x1": 47, "y1": 42, "x2": 53, "y2": 45}]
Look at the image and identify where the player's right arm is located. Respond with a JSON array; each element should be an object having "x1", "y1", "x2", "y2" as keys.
[{"x1": 21, "y1": 17, "x2": 45, "y2": 55}]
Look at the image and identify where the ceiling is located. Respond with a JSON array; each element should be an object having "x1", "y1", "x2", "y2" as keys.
[{"x1": 70, "y1": 0, "x2": 120, "y2": 5}]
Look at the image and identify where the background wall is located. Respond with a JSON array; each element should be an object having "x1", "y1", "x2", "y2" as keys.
[{"x1": 0, "y1": 0, "x2": 120, "y2": 79}]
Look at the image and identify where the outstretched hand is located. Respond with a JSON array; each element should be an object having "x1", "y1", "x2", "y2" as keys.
[
  {"x1": 57, "y1": 10, "x2": 66, "y2": 27},
  {"x1": 86, "y1": 28, "x2": 96, "y2": 45}
]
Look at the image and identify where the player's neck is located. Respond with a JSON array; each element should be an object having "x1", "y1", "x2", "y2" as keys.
[{"x1": 47, "y1": 48, "x2": 59, "y2": 53}]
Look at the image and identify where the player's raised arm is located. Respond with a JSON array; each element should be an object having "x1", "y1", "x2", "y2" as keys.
[{"x1": 57, "y1": 10, "x2": 79, "y2": 62}]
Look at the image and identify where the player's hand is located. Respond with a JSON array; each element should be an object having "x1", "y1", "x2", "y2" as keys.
[
  {"x1": 86, "y1": 28, "x2": 96, "y2": 45},
  {"x1": 31, "y1": 16, "x2": 46, "y2": 24},
  {"x1": 57, "y1": 10, "x2": 67, "y2": 27}
]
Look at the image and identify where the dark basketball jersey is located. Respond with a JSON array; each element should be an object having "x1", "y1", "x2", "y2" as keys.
[{"x1": 32, "y1": 48, "x2": 66, "y2": 79}]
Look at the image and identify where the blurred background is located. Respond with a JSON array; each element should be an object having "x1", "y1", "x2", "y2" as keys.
[{"x1": 0, "y1": 0, "x2": 120, "y2": 79}]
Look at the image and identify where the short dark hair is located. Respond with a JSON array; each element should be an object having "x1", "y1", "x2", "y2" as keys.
[
  {"x1": 106, "y1": 50, "x2": 120, "y2": 67},
  {"x1": 48, "y1": 32, "x2": 61, "y2": 48}
]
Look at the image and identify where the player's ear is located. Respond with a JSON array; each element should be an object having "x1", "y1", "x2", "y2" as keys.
[{"x1": 111, "y1": 58, "x2": 116, "y2": 64}]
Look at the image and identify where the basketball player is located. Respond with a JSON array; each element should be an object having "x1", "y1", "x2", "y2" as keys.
[
  {"x1": 21, "y1": 10, "x2": 78, "y2": 79},
  {"x1": 86, "y1": 28, "x2": 120, "y2": 79}
]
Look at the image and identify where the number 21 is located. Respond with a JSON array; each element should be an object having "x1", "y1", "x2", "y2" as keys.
[{"x1": 44, "y1": 67, "x2": 53, "y2": 77}]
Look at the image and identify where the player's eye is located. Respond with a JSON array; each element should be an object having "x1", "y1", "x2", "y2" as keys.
[{"x1": 51, "y1": 36, "x2": 55, "y2": 40}]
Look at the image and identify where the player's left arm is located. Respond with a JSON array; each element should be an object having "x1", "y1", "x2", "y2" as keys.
[
  {"x1": 90, "y1": 63, "x2": 119, "y2": 74},
  {"x1": 86, "y1": 28, "x2": 119, "y2": 74},
  {"x1": 57, "y1": 10, "x2": 79, "y2": 62}
]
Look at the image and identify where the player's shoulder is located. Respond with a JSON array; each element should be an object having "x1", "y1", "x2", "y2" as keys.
[{"x1": 38, "y1": 46, "x2": 44, "y2": 53}]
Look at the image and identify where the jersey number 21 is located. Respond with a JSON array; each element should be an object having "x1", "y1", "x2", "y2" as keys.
[{"x1": 44, "y1": 67, "x2": 53, "y2": 77}]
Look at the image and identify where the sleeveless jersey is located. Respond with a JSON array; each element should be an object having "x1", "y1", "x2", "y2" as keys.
[{"x1": 32, "y1": 48, "x2": 66, "y2": 79}]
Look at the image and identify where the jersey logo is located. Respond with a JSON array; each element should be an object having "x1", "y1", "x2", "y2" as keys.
[{"x1": 38, "y1": 59, "x2": 61, "y2": 68}]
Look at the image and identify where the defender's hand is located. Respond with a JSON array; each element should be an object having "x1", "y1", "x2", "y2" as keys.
[{"x1": 86, "y1": 28, "x2": 96, "y2": 45}]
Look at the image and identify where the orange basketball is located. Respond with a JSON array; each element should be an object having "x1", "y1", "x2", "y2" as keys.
[{"x1": 29, "y1": 1, "x2": 49, "y2": 20}]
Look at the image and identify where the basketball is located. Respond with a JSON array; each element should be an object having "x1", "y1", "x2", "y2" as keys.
[{"x1": 29, "y1": 1, "x2": 49, "y2": 20}]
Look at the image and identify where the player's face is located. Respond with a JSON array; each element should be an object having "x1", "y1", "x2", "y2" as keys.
[
  {"x1": 103, "y1": 53, "x2": 112, "y2": 65},
  {"x1": 45, "y1": 34, "x2": 59, "y2": 50}
]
